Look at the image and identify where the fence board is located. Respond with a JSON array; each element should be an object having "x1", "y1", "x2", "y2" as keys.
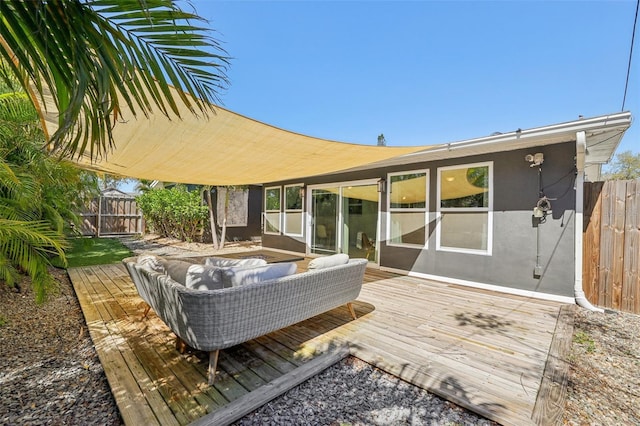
[
  {"x1": 583, "y1": 182, "x2": 603, "y2": 303},
  {"x1": 78, "y1": 194, "x2": 143, "y2": 236},
  {"x1": 584, "y1": 179, "x2": 640, "y2": 314},
  {"x1": 623, "y1": 181, "x2": 640, "y2": 313},
  {"x1": 598, "y1": 182, "x2": 614, "y2": 306},
  {"x1": 611, "y1": 181, "x2": 627, "y2": 310}
]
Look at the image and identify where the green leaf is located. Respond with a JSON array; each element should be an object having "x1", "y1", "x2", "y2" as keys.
[{"x1": 0, "y1": 0, "x2": 230, "y2": 161}]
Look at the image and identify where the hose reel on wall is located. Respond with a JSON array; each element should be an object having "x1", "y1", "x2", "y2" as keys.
[
  {"x1": 526, "y1": 152, "x2": 555, "y2": 223},
  {"x1": 533, "y1": 196, "x2": 552, "y2": 221}
]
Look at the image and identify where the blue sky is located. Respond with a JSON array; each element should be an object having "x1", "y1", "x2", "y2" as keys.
[{"x1": 183, "y1": 0, "x2": 638, "y2": 156}]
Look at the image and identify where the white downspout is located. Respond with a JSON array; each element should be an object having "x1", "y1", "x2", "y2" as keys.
[{"x1": 575, "y1": 131, "x2": 604, "y2": 312}]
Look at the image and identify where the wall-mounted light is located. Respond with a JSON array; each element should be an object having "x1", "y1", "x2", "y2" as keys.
[
  {"x1": 525, "y1": 153, "x2": 544, "y2": 167},
  {"x1": 377, "y1": 179, "x2": 386, "y2": 193},
  {"x1": 299, "y1": 186, "x2": 305, "y2": 198}
]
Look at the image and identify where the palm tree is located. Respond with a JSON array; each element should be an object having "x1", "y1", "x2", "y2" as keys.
[
  {"x1": 0, "y1": 76, "x2": 69, "y2": 302},
  {"x1": 0, "y1": 0, "x2": 229, "y2": 161},
  {"x1": 135, "y1": 179, "x2": 156, "y2": 193}
]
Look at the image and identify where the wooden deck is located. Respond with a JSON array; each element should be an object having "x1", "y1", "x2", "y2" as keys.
[{"x1": 68, "y1": 259, "x2": 573, "y2": 426}]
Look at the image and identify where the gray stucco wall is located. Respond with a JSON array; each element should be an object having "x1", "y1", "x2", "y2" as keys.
[{"x1": 264, "y1": 141, "x2": 577, "y2": 297}]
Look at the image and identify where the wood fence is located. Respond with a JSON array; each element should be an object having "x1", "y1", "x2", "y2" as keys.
[
  {"x1": 583, "y1": 179, "x2": 640, "y2": 314},
  {"x1": 79, "y1": 193, "x2": 143, "y2": 236}
]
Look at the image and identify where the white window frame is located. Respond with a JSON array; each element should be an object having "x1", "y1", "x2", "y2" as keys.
[
  {"x1": 386, "y1": 169, "x2": 429, "y2": 249},
  {"x1": 306, "y1": 178, "x2": 381, "y2": 259},
  {"x1": 264, "y1": 186, "x2": 281, "y2": 235},
  {"x1": 436, "y1": 161, "x2": 493, "y2": 255},
  {"x1": 284, "y1": 183, "x2": 304, "y2": 237}
]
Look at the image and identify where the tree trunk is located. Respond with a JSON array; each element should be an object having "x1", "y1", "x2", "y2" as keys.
[
  {"x1": 205, "y1": 188, "x2": 219, "y2": 250},
  {"x1": 219, "y1": 189, "x2": 229, "y2": 249}
]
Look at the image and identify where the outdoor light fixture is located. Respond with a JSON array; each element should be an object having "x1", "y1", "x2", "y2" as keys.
[
  {"x1": 525, "y1": 153, "x2": 544, "y2": 167},
  {"x1": 377, "y1": 179, "x2": 386, "y2": 193}
]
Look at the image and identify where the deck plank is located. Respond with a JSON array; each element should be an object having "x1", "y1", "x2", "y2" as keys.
[
  {"x1": 68, "y1": 268, "x2": 170, "y2": 426},
  {"x1": 531, "y1": 304, "x2": 576, "y2": 425},
  {"x1": 69, "y1": 261, "x2": 566, "y2": 426}
]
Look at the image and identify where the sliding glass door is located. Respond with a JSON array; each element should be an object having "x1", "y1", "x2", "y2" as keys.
[
  {"x1": 309, "y1": 181, "x2": 379, "y2": 262},
  {"x1": 310, "y1": 188, "x2": 339, "y2": 254}
]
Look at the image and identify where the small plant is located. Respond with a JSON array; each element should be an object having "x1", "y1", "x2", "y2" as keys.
[
  {"x1": 0, "y1": 316, "x2": 7, "y2": 327},
  {"x1": 573, "y1": 330, "x2": 596, "y2": 353}
]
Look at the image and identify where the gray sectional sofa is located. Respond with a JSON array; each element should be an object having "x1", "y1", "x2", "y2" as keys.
[{"x1": 122, "y1": 254, "x2": 367, "y2": 385}]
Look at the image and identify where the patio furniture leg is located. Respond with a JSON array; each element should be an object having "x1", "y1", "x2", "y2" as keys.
[
  {"x1": 347, "y1": 302, "x2": 357, "y2": 320},
  {"x1": 208, "y1": 350, "x2": 220, "y2": 386},
  {"x1": 175, "y1": 336, "x2": 188, "y2": 354},
  {"x1": 141, "y1": 303, "x2": 151, "y2": 321}
]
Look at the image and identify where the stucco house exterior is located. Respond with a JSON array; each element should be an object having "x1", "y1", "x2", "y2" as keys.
[{"x1": 259, "y1": 112, "x2": 632, "y2": 304}]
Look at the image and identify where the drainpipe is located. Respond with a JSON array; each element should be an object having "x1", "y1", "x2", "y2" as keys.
[{"x1": 574, "y1": 131, "x2": 604, "y2": 312}]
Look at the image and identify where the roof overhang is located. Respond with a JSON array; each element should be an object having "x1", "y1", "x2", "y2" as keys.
[{"x1": 343, "y1": 112, "x2": 632, "y2": 173}]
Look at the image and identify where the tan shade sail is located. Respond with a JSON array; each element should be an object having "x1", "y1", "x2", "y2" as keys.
[{"x1": 36, "y1": 86, "x2": 425, "y2": 186}]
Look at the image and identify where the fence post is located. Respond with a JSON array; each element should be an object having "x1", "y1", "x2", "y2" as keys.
[{"x1": 97, "y1": 195, "x2": 102, "y2": 237}]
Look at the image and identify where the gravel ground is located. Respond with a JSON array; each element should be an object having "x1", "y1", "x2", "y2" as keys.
[
  {"x1": 0, "y1": 268, "x2": 121, "y2": 425},
  {"x1": 563, "y1": 308, "x2": 640, "y2": 425},
  {"x1": 234, "y1": 356, "x2": 495, "y2": 426},
  {"x1": 1, "y1": 235, "x2": 638, "y2": 425}
]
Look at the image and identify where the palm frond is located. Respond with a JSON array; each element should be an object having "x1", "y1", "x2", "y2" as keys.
[
  {"x1": 0, "y1": 0, "x2": 230, "y2": 160},
  {"x1": 0, "y1": 218, "x2": 67, "y2": 302}
]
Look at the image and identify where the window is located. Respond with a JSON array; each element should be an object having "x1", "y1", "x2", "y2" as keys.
[
  {"x1": 264, "y1": 186, "x2": 281, "y2": 234},
  {"x1": 437, "y1": 162, "x2": 492, "y2": 254},
  {"x1": 284, "y1": 184, "x2": 304, "y2": 236},
  {"x1": 387, "y1": 170, "x2": 428, "y2": 248}
]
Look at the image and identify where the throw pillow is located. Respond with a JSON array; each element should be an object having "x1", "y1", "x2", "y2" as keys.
[
  {"x1": 163, "y1": 259, "x2": 195, "y2": 285},
  {"x1": 137, "y1": 254, "x2": 165, "y2": 273},
  {"x1": 185, "y1": 265, "x2": 224, "y2": 290},
  {"x1": 307, "y1": 253, "x2": 350, "y2": 270},
  {"x1": 221, "y1": 263, "x2": 297, "y2": 288},
  {"x1": 204, "y1": 257, "x2": 267, "y2": 268}
]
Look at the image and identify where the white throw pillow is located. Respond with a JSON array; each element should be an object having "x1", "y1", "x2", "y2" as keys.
[
  {"x1": 137, "y1": 254, "x2": 165, "y2": 273},
  {"x1": 307, "y1": 254, "x2": 350, "y2": 270},
  {"x1": 204, "y1": 256, "x2": 267, "y2": 268},
  {"x1": 221, "y1": 263, "x2": 297, "y2": 288},
  {"x1": 185, "y1": 265, "x2": 224, "y2": 290}
]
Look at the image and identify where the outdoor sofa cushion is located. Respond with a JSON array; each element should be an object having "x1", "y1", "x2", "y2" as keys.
[
  {"x1": 142, "y1": 256, "x2": 281, "y2": 291},
  {"x1": 163, "y1": 259, "x2": 194, "y2": 285},
  {"x1": 204, "y1": 256, "x2": 267, "y2": 268},
  {"x1": 307, "y1": 253, "x2": 350, "y2": 270},
  {"x1": 137, "y1": 254, "x2": 166, "y2": 273},
  {"x1": 184, "y1": 265, "x2": 224, "y2": 291},
  {"x1": 220, "y1": 263, "x2": 297, "y2": 288}
]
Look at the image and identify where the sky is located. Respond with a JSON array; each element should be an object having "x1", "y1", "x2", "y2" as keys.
[
  {"x1": 189, "y1": 0, "x2": 639, "y2": 151},
  {"x1": 122, "y1": 0, "x2": 639, "y2": 191}
]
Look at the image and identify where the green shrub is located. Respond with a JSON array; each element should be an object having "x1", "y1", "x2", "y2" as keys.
[{"x1": 136, "y1": 186, "x2": 208, "y2": 242}]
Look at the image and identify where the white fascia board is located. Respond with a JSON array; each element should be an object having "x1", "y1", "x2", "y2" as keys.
[
  {"x1": 395, "y1": 112, "x2": 631, "y2": 160},
  {"x1": 341, "y1": 112, "x2": 632, "y2": 172},
  {"x1": 409, "y1": 111, "x2": 631, "y2": 157}
]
